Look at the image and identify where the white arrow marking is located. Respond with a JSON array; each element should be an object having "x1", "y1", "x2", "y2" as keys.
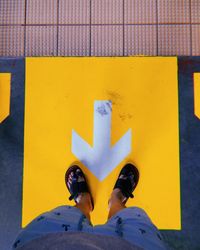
[{"x1": 72, "y1": 100, "x2": 132, "y2": 181}]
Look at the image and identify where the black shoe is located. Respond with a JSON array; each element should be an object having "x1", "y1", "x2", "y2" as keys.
[
  {"x1": 65, "y1": 164, "x2": 94, "y2": 210},
  {"x1": 113, "y1": 163, "x2": 139, "y2": 201}
]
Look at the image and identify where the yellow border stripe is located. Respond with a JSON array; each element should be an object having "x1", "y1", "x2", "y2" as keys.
[{"x1": 0, "y1": 73, "x2": 11, "y2": 123}]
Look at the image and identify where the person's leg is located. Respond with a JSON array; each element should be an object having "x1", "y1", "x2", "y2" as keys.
[
  {"x1": 93, "y1": 164, "x2": 166, "y2": 249},
  {"x1": 65, "y1": 164, "x2": 94, "y2": 221},
  {"x1": 107, "y1": 188, "x2": 126, "y2": 220},
  {"x1": 12, "y1": 205, "x2": 93, "y2": 250},
  {"x1": 106, "y1": 206, "x2": 167, "y2": 250},
  {"x1": 75, "y1": 192, "x2": 93, "y2": 220},
  {"x1": 108, "y1": 163, "x2": 139, "y2": 220},
  {"x1": 92, "y1": 164, "x2": 139, "y2": 238},
  {"x1": 13, "y1": 163, "x2": 94, "y2": 249}
]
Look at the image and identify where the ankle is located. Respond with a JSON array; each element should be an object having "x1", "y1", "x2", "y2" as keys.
[
  {"x1": 108, "y1": 188, "x2": 127, "y2": 208},
  {"x1": 76, "y1": 193, "x2": 93, "y2": 212},
  {"x1": 107, "y1": 189, "x2": 126, "y2": 219},
  {"x1": 112, "y1": 188, "x2": 127, "y2": 202}
]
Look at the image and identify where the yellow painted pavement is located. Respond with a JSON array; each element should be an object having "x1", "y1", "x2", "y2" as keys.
[{"x1": 23, "y1": 57, "x2": 181, "y2": 229}]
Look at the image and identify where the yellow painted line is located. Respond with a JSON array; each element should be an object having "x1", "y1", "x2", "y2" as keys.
[
  {"x1": 0, "y1": 73, "x2": 11, "y2": 123},
  {"x1": 23, "y1": 57, "x2": 181, "y2": 229},
  {"x1": 194, "y1": 73, "x2": 200, "y2": 119}
]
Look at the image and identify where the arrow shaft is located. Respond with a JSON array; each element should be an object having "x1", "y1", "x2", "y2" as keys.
[{"x1": 93, "y1": 101, "x2": 112, "y2": 151}]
